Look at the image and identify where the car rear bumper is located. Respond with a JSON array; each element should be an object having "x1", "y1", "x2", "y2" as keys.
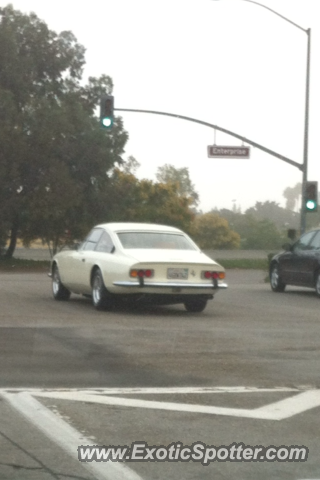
[{"x1": 113, "y1": 281, "x2": 227, "y2": 290}]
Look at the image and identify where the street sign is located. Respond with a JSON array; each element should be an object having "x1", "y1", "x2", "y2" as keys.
[{"x1": 207, "y1": 145, "x2": 250, "y2": 159}]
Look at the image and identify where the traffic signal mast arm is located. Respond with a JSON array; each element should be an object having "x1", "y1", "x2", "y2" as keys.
[{"x1": 115, "y1": 108, "x2": 303, "y2": 171}]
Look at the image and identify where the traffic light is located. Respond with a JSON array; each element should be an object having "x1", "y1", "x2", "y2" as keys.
[
  {"x1": 305, "y1": 181, "x2": 318, "y2": 212},
  {"x1": 100, "y1": 94, "x2": 114, "y2": 129}
]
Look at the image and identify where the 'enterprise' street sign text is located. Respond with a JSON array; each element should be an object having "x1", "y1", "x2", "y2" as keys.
[{"x1": 208, "y1": 145, "x2": 250, "y2": 159}]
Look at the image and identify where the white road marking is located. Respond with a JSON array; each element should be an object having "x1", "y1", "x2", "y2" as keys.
[
  {"x1": 32, "y1": 389, "x2": 320, "y2": 421},
  {"x1": 0, "y1": 386, "x2": 301, "y2": 394},
  {"x1": 253, "y1": 390, "x2": 320, "y2": 420},
  {"x1": 1, "y1": 392, "x2": 143, "y2": 480},
  {"x1": 47, "y1": 386, "x2": 300, "y2": 395}
]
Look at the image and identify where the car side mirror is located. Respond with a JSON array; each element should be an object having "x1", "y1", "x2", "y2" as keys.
[
  {"x1": 282, "y1": 243, "x2": 292, "y2": 252},
  {"x1": 73, "y1": 242, "x2": 80, "y2": 251}
]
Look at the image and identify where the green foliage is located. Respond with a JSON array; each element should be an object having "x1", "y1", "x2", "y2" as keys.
[
  {"x1": 216, "y1": 200, "x2": 300, "y2": 248},
  {"x1": 245, "y1": 201, "x2": 299, "y2": 230},
  {"x1": 121, "y1": 156, "x2": 141, "y2": 174},
  {"x1": 106, "y1": 169, "x2": 195, "y2": 233},
  {"x1": 0, "y1": 5, "x2": 128, "y2": 256},
  {"x1": 240, "y1": 216, "x2": 285, "y2": 250},
  {"x1": 192, "y1": 213, "x2": 241, "y2": 249},
  {"x1": 212, "y1": 206, "x2": 287, "y2": 250},
  {"x1": 156, "y1": 164, "x2": 199, "y2": 207},
  {"x1": 0, "y1": 257, "x2": 49, "y2": 271},
  {"x1": 0, "y1": 5, "x2": 86, "y2": 102},
  {"x1": 1, "y1": 3, "x2": 199, "y2": 256}
]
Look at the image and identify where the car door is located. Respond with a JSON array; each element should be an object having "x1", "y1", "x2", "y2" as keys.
[
  {"x1": 65, "y1": 228, "x2": 104, "y2": 292},
  {"x1": 280, "y1": 230, "x2": 317, "y2": 285},
  {"x1": 305, "y1": 230, "x2": 320, "y2": 287},
  {"x1": 91, "y1": 230, "x2": 120, "y2": 287}
]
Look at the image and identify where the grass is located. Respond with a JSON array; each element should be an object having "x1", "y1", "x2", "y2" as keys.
[
  {"x1": 216, "y1": 258, "x2": 269, "y2": 270},
  {"x1": 0, "y1": 257, "x2": 50, "y2": 272},
  {"x1": 0, "y1": 256, "x2": 269, "y2": 273}
]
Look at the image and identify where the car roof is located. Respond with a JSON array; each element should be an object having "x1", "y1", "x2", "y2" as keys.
[{"x1": 95, "y1": 222, "x2": 183, "y2": 233}]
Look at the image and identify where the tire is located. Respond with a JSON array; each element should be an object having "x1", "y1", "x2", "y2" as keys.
[
  {"x1": 315, "y1": 271, "x2": 320, "y2": 298},
  {"x1": 270, "y1": 263, "x2": 286, "y2": 292},
  {"x1": 184, "y1": 298, "x2": 208, "y2": 313},
  {"x1": 52, "y1": 264, "x2": 71, "y2": 301},
  {"x1": 92, "y1": 268, "x2": 113, "y2": 310}
]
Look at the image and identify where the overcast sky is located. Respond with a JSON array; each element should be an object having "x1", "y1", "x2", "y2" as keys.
[{"x1": 1, "y1": 0, "x2": 319, "y2": 213}]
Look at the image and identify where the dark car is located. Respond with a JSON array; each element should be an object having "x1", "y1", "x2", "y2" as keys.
[{"x1": 269, "y1": 229, "x2": 320, "y2": 297}]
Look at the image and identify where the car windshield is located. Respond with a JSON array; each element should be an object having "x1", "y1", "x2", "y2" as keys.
[{"x1": 117, "y1": 232, "x2": 197, "y2": 250}]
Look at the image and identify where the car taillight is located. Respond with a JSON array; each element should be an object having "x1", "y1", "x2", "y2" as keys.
[
  {"x1": 130, "y1": 269, "x2": 154, "y2": 278},
  {"x1": 202, "y1": 271, "x2": 225, "y2": 279}
]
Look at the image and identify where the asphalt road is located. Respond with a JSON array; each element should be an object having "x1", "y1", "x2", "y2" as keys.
[{"x1": 0, "y1": 270, "x2": 320, "y2": 480}]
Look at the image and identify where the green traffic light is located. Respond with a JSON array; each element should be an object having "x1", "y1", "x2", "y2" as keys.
[
  {"x1": 100, "y1": 94, "x2": 114, "y2": 130},
  {"x1": 306, "y1": 200, "x2": 317, "y2": 211},
  {"x1": 102, "y1": 117, "x2": 113, "y2": 128},
  {"x1": 305, "y1": 181, "x2": 318, "y2": 212}
]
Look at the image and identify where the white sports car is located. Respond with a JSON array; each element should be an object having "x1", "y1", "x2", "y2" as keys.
[{"x1": 50, "y1": 223, "x2": 227, "y2": 312}]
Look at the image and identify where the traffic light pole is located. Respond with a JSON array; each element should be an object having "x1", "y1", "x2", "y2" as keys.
[
  {"x1": 301, "y1": 28, "x2": 311, "y2": 234},
  {"x1": 233, "y1": 1, "x2": 311, "y2": 234},
  {"x1": 115, "y1": 107, "x2": 303, "y2": 171}
]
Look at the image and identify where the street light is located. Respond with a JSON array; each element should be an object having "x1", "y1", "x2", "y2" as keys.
[{"x1": 212, "y1": 0, "x2": 311, "y2": 234}]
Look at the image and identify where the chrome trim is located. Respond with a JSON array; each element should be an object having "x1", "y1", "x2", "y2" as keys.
[{"x1": 113, "y1": 281, "x2": 228, "y2": 289}]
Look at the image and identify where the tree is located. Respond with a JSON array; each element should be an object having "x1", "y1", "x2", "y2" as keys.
[
  {"x1": 283, "y1": 183, "x2": 301, "y2": 211},
  {"x1": 239, "y1": 215, "x2": 285, "y2": 250},
  {"x1": 211, "y1": 207, "x2": 287, "y2": 249},
  {"x1": 156, "y1": 164, "x2": 199, "y2": 207},
  {"x1": 121, "y1": 156, "x2": 141, "y2": 175},
  {"x1": 245, "y1": 201, "x2": 299, "y2": 230},
  {"x1": 193, "y1": 213, "x2": 240, "y2": 249},
  {"x1": 0, "y1": 5, "x2": 128, "y2": 256},
  {"x1": 106, "y1": 169, "x2": 195, "y2": 233}
]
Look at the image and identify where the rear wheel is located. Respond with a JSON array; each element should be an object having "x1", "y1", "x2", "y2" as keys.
[
  {"x1": 315, "y1": 271, "x2": 320, "y2": 298},
  {"x1": 184, "y1": 298, "x2": 207, "y2": 313},
  {"x1": 92, "y1": 268, "x2": 113, "y2": 310},
  {"x1": 52, "y1": 264, "x2": 71, "y2": 300},
  {"x1": 270, "y1": 263, "x2": 286, "y2": 292}
]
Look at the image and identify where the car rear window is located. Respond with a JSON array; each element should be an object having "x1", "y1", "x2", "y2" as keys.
[{"x1": 117, "y1": 232, "x2": 197, "y2": 250}]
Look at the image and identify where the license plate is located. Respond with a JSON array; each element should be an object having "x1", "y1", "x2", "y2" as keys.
[{"x1": 167, "y1": 268, "x2": 188, "y2": 280}]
